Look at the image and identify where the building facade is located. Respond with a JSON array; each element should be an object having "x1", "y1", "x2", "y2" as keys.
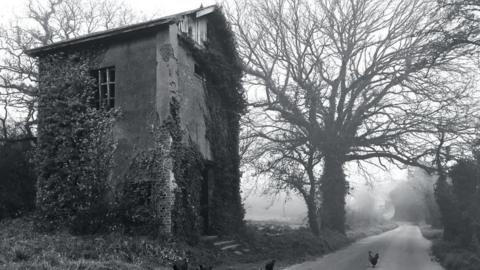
[{"x1": 27, "y1": 6, "x2": 244, "y2": 237}]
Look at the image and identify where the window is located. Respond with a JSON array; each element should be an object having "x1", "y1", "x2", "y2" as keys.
[
  {"x1": 93, "y1": 67, "x2": 115, "y2": 109},
  {"x1": 188, "y1": 26, "x2": 193, "y2": 38},
  {"x1": 194, "y1": 64, "x2": 204, "y2": 77}
]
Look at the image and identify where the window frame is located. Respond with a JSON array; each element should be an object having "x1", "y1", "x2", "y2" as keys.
[{"x1": 93, "y1": 66, "x2": 115, "y2": 109}]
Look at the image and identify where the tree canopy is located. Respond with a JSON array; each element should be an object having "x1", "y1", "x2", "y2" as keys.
[{"x1": 232, "y1": 0, "x2": 480, "y2": 233}]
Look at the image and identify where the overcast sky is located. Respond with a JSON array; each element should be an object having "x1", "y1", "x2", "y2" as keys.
[{"x1": 0, "y1": 0, "x2": 218, "y2": 23}]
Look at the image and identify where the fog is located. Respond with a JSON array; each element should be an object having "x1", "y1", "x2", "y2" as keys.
[{"x1": 243, "y1": 165, "x2": 440, "y2": 228}]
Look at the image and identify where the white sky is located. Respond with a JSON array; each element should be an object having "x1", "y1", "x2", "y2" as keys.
[{"x1": 0, "y1": 0, "x2": 218, "y2": 23}]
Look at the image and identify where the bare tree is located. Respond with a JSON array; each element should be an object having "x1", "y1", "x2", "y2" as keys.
[
  {"x1": 0, "y1": 0, "x2": 141, "y2": 142},
  {"x1": 438, "y1": 0, "x2": 480, "y2": 45},
  {"x1": 231, "y1": 0, "x2": 479, "y2": 233},
  {"x1": 243, "y1": 124, "x2": 324, "y2": 234}
]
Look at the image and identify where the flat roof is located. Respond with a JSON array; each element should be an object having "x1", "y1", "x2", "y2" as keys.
[{"x1": 25, "y1": 5, "x2": 217, "y2": 56}]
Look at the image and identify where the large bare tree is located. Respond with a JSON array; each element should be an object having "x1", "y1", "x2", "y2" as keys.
[
  {"x1": 0, "y1": 0, "x2": 141, "y2": 142},
  {"x1": 232, "y1": 0, "x2": 479, "y2": 233}
]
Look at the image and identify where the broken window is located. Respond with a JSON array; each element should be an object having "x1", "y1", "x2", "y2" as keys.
[{"x1": 92, "y1": 67, "x2": 115, "y2": 109}]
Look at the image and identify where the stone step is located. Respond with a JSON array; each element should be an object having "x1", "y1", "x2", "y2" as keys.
[
  {"x1": 220, "y1": 244, "x2": 241, "y2": 250},
  {"x1": 213, "y1": 240, "x2": 236, "y2": 246},
  {"x1": 200, "y1": 235, "x2": 219, "y2": 242}
]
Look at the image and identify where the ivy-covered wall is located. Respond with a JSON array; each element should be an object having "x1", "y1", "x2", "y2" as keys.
[
  {"x1": 178, "y1": 9, "x2": 246, "y2": 236},
  {"x1": 35, "y1": 52, "x2": 117, "y2": 233},
  {"x1": 33, "y1": 7, "x2": 245, "y2": 241}
]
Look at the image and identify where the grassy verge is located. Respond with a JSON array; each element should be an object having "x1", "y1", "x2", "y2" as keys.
[
  {"x1": 346, "y1": 223, "x2": 398, "y2": 241},
  {"x1": 0, "y1": 216, "x2": 351, "y2": 270},
  {"x1": 0, "y1": 216, "x2": 400, "y2": 270},
  {"x1": 215, "y1": 222, "x2": 350, "y2": 269},
  {"x1": 0, "y1": 216, "x2": 211, "y2": 269},
  {"x1": 420, "y1": 226, "x2": 480, "y2": 270},
  {"x1": 220, "y1": 222, "x2": 399, "y2": 270},
  {"x1": 430, "y1": 240, "x2": 480, "y2": 270}
]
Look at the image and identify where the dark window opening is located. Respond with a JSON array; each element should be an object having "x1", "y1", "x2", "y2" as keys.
[
  {"x1": 91, "y1": 67, "x2": 115, "y2": 109},
  {"x1": 194, "y1": 64, "x2": 204, "y2": 78},
  {"x1": 188, "y1": 26, "x2": 193, "y2": 38},
  {"x1": 201, "y1": 164, "x2": 214, "y2": 235}
]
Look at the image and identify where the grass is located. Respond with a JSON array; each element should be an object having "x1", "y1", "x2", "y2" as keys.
[
  {"x1": 346, "y1": 223, "x2": 398, "y2": 241},
  {"x1": 217, "y1": 223, "x2": 350, "y2": 269},
  {"x1": 0, "y1": 215, "x2": 399, "y2": 270},
  {"x1": 0, "y1": 215, "x2": 193, "y2": 269},
  {"x1": 0, "y1": 216, "x2": 347, "y2": 270}
]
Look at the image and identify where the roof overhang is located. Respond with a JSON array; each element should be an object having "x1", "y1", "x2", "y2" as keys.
[{"x1": 25, "y1": 5, "x2": 217, "y2": 57}]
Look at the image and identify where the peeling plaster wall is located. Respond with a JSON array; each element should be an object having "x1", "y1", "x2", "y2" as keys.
[
  {"x1": 158, "y1": 25, "x2": 212, "y2": 161},
  {"x1": 176, "y1": 49, "x2": 212, "y2": 160},
  {"x1": 156, "y1": 25, "x2": 178, "y2": 125},
  {"x1": 92, "y1": 24, "x2": 213, "y2": 234},
  {"x1": 95, "y1": 33, "x2": 159, "y2": 193}
]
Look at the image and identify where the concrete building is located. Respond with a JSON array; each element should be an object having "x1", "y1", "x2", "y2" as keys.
[{"x1": 27, "y1": 5, "x2": 244, "y2": 237}]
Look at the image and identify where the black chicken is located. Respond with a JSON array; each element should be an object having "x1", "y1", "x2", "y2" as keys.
[
  {"x1": 265, "y1": 259, "x2": 275, "y2": 270},
  {"x1": 173, "y1": 259, "x2": 188, "y2": 270},
  {"x1": 368, "y1": 251, "x2": 379, "y2": 268}
]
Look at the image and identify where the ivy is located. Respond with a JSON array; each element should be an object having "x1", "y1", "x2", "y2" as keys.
[
  {"x1": 119, "y1": 104, "x2": 178, "y2": 237},
  {"x1": 179, "y1": 9, "x2": 246, "y2": 235},
  {"x1": 35, "y1": 52, "x2": 117, "y2": 233}
]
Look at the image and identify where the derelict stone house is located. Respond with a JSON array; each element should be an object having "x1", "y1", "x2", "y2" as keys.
[{"x1": 26, "y1": 5, "x2": 244, "y2": 237}]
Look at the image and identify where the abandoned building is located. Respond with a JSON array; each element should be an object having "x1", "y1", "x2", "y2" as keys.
[{"x1": 26, "y1": 5, "x2": 245, "y2": 238}]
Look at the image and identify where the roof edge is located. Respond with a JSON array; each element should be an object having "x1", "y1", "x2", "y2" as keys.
[{"x1": 25, "y1": 4, "x2": 218, "y2": 57}]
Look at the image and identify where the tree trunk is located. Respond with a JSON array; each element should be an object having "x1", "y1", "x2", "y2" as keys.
[
  {"x1": 320, "y1": 153, "x2": 347, "y2": 234},
  {"x1": 305, "y1": 197, "x2": 320, "y2": 236},
  {"x1": 434, "y1": 174, "x2": 459, "y2": 241}
]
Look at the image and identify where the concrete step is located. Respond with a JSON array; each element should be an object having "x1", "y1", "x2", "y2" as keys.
[
  {"x1": 200, "y1": 235, "x2": 218, "y2": 242},
  {"x1": 213, "y1": 240, "x2": 236, "y2": 246},
  {"x1": 220, "y1": 244, "x2": 241, "y2": 250}
]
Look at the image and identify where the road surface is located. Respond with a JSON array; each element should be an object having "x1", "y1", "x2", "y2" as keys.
[{"x1": 285, "y1": 224, "x2": 444, "y2": 270}]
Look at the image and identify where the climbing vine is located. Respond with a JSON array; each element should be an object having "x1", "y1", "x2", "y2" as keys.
[
  {"x1": 120, "y1": 121, "x2": 173, "y2": 236},
  {"x1": 35, "y1": 52, "x2": 117, "y2": 233},
  {"x1": 179, "y1": 9, "x2": 246, "y2": 235}
]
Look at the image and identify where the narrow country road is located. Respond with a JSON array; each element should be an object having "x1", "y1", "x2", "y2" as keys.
[{"x1": 285, "y1": 224, "x2": 444, "y2": 270}]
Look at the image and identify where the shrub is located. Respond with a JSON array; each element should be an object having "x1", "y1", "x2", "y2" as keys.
[
  {"x1": 444, "y1": 251, "x2": 480, "y2": 270},
  {"x1": 432, "y1": 239, "x2": 480, "y2": 270},
  {"x1": 0, "y1": 140, "x2": 36, "y2": 220}
]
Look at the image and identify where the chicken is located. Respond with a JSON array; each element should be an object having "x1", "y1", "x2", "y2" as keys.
[
  {"x1": 368, "y1": 251, "x2": 379, "y2": 268},
  {"x1": 265, "y1": 259, "x2": 275, "y2": 270},
  {"x1": 173, "y1": 260, "x2": 188, "y2": 270}
]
